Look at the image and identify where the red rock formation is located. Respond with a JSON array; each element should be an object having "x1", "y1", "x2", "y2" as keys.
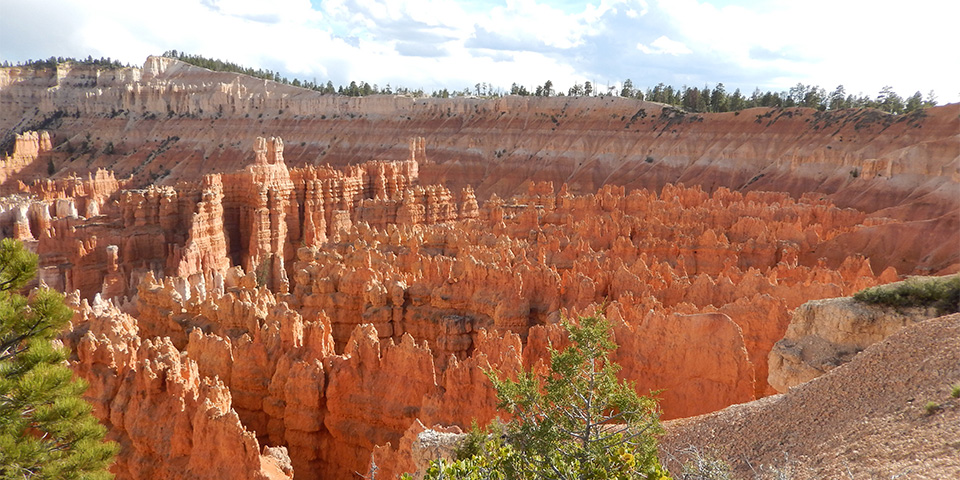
[
  {"x1": 224, "y1": 136, "x2": 296, "y2": 293},
  {"x1": 2, "y1": 58, "x2": 955, "y2": 276},
  {"x1": 21, "y1": 168, "x2": 124, "y2": 216},
  {"x1": 605, "y1": 307, "x2": 756, "y2": 418},
  {"x1": 2, "y1": 61, "x2": 956, "y2": 478},
  {"x1": 41, "y1": 170, "x2": 940, "y2": 478},
  {"x1": 67, "y1": 295, "x2": 293, "y2": 480},
  {"x1": 173, "y1": 174, "x2": 231, "y2": 278},
  {"x1": 0, "y1": 130, "x2": 53, "y2": 187},
  {"x1": 324, "y1": 327, "x2": 438, "y2": 478}
]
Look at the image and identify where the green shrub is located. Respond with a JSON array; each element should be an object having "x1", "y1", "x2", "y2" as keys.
[
  {"x1": 454, "y1": 420, "x2": 501, "y2": 461},
  {"x1": 414, "y1": 311, "x2": 669, "y2": 480},
  {"x1": 924, "y1": 401, "x2": 940, "y2": 414},
  {"x1": 672, "y1": 447, "x2": 732, "y2": 480},
  {"x1": 951, "y1": 384, "x2": 960, "y2": 399},
  {"x1": 853, "y1": 275, "x2": 960, "y2": 315}
]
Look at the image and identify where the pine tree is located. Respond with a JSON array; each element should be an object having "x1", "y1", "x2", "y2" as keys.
[
  {"x1": 415, "y1": 311, "x2": 668, "y2": 480},
  {"x1": 0, "y1": 238, "x2": 117, "y2": 479}
]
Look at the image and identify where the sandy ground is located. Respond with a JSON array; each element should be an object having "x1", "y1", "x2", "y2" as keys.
[{"x1": 661, "y1": 313, "x2": 960, "y2": 479}]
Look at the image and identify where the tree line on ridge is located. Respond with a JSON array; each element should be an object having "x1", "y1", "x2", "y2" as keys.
[{"x1": 4, "y1": 53, "x2": 940, "y2": 115}]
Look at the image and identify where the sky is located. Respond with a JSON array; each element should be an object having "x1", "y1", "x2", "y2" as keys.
[{"x1": 1, "y1": 0, "x2": 958, "y2": 102}]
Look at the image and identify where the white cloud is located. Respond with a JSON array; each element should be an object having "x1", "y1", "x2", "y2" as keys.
[
  {"x1": 647, "y1": 0, "x2": 960, "y2": 99},
  {"x1": 624, "y1": 0, "x2": 648, "y2": 18},
  {"x1": 637, "y1": 36, "x2": 692, "y2": 55},
  {"x1": 477, "y1": 1, "x2": 589, "y2": 50},
  {"x1": 199, "y1": 0, "x2": 322, "y2": 23},
  {"x1": 0, "y1": 0, "x2": 957, "y2": 102}
]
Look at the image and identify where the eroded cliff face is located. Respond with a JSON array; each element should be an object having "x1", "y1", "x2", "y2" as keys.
[
  {"x1": 1, "y1": 133, "x2": 934, "y2": 478},
  {"x1": 1, "y1": 57, "x2": 957, "y2": 480},
  {"x1": 2, "y1": 57, "x2": 957, "y2": 273},
  {"x1": 767, "y1": 276, "x2": 958, "y2": 392},
  {"x1": 64, "y1": 293, "x2": 293, "y2": 480}
]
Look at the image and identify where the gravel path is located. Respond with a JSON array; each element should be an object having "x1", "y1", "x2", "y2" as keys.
[{"x1": 661, "y1": 313, "x2": 960, "y2": 479}]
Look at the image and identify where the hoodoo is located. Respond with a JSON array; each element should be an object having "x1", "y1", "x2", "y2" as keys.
[{"x1": 1, "y1": 57, "x2": 957, "y2": 479}]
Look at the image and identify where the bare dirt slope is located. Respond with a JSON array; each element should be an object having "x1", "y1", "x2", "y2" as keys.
[{"x1": 661, "y1": 313, "x2": 960, "y2": 479}]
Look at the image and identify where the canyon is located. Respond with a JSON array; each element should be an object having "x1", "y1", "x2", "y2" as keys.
[{"x1": 1, "y1": 57, "x2": 958, "y2": 479}]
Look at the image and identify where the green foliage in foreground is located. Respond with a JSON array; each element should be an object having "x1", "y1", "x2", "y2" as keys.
[
  {"x1": 410, "y1": 312, "x2": 669, "y2": 480},
  {"x1": 0, "y1": 238, "x2": 117, "y2": 479},
  {"x1": 853, "y1": 275, "x2": 960, "y2": 316}
]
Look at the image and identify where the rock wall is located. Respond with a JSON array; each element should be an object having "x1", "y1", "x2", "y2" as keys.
[
  {"x1": 1, "y1": 59, "x2": 956, "y2": 276},
  {"x1": 0, "y1": 135, "x2": 458, "y2": 302},
  {"x1": 7, "y1": 143, "x2": 923, "y2": 478},
  {"x1": 767, "y1": 275, "x2": 957, "y2": 392},
  {"x1": 1, "y1": 60, "x2": 957, "y2": 479},
  {"x1": 0, "y1": 130, "x2": 54, "y2": 186},
  {"x1": 66, "y1": 294, "x2": 293, "y2": 480}
]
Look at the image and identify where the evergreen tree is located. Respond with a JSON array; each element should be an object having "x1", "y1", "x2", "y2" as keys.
[
  {"x1": 802, "y1": 86, "x2": 826, "y2": 110},
  {"x1": 697, "y1": 86, "x2": 711, "y2": 112},
  {"x1": 416, "y1": 311, "x2": 667, "y2": 480},
  {"x1": 759, "y1": 91, "x2": 781, "y2": 107},
  {"x1": 786, "y1": 82, "x2": 808, "y2": 107},
  {"x1": 877, "y1": 86, "x2": 904, "y2": 114},
  {"x1": 647, "y1": 83, "x2": 666, "y2": 103},
  {"x1": 710, "y1": 83, "x2": 727, "y2": 112},
  {"x1": 681, "y1": 86, "x2": 698, "y2": 112},
  {"x1": 904, "y1": 91, "x2": 924, "y2": 113},
  {"x1": 0, "y1": 239, "x2": 117, "y2": 479},
  {"x1": 511, "y1": 83, "x2": 530, "y2": 96},
  {"x1": 541, "y1": 80, "x2": 554, "y2": 97},
  {"x1": 828, "y1": 85, "x2": 847, "y2": 110},
  {"x1": 729, "y1": 88, "x2": 745, "y2": 111}
]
